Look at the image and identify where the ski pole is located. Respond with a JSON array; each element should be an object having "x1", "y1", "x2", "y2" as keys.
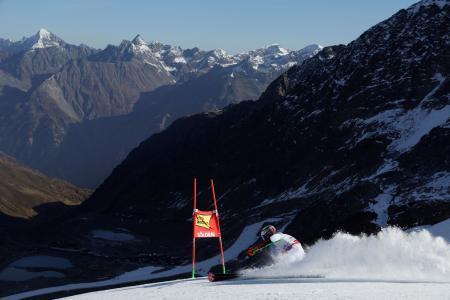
[{"x1": 250, "y1": 239, "x2": 282, "y2": 255}]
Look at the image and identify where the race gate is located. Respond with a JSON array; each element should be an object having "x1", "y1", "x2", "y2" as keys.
[{"x1": 192, "y1": 178, "x2": 226, "y2": 278}]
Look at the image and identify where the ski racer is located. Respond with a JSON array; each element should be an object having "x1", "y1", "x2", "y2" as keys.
[
  {"x1": 208, "y1": 225, "x2": 306, "y2": 282},
  {"x1": 247, "y1": 225, "x2": 305, "y2": 259}
]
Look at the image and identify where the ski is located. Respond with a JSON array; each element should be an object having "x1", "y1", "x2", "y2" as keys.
[
  {"x1": 208, "y1": 271, "x2": 325, "y2": 282},
  {"x1": 208, "y1": 272, "x2": 241, "y2": 282}
]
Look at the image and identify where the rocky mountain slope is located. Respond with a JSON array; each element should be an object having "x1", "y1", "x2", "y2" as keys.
[
  {"x1": 59, "y1": 0, "x2": 449, "y2": 277},
  {"x1": 0, "y1": 152, "x2": 89, "y2": 219},
  {"x1": 81, "y1": 0, "x2": 449, "y2": 243},
  {"x1": 0, "y1": 30, "x2": 320, "y2": 188}
]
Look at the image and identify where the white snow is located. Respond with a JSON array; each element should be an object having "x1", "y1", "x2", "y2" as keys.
[
  {"x1": 91, "y1": 230, "x2": 135, "y2": 241},
  {"x1": 213, "y1": 48, "x2": 230, "y2": 59},
  {"x1": 30, "y1": 28, "x2": 61, "y2": 49},
  {"x1": 0, "y1": 256, "x2": 72, "y2": 282},
  {"x1": 107, "y1": 37, "x2": 320, "y2": 78},
  {"x1": 142, "y1": 60, "x2": 160, "y2": 69},
  {"x1": 0, "y1": 268, "x2": 64, "y2": 282},
  {"x1": 162, "y1": 64, "x2": 177, "y2": 72},
  {"x1": 4, "y1": 266, "x2": 163, "y2": 300},
  {"x1": 63, "y1": 277, "x2": 450, "y2": 300},
  {"x1": 233, "y1": 43, "x2": 320, "y2": 74},
  {"x1": 425, "y1": 171, "x2": 450, "y2": 190},
  {"x1": 392, "y1": 104, "x2": 450, "y2": 153},
  {"x1": 370, "y1": 193, "x2": 392, "y2": 226},
  {"x1": 367, "y1": 184, "x2": 397, "y2": 226},
  {"x1": 407, "y1": 171, "x2": 450, "y2": 202},
  {"x1": 173, "y1": 56, "x2": 187, "y2": 64},
  {"x1": 11, "y1": 256, "x2": 72, "y2": 269},
  {"x1": 249, "y1": 55, "x2": 264, "y2": 70},
  {"x1": 412, "y1": 218, "x2": 450, "y2": 242},
  {"x1": 131, "y1": 42, "x2": 151, "y2": 54},
  {"x1": 365, "y1": 159, "x2": 399, "y2": 181},
  {"x1": 132, "y1": 35, "x2": 146, "y2": 46}
]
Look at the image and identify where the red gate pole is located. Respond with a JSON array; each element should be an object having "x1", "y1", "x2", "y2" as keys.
[
  {"x1": 211, "y1": 179, "x2": 226, "y2": 274},
  {"x1": 192, "y1": 178, "x2": 197, "y2": 278}
]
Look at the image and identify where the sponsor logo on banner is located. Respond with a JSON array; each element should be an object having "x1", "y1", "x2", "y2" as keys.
[
  {"x1": 197, "y1": 231, "x2": 216, "y2": 238},
  {"x1": 195, "y1": 214, "x2": 211, "y2": 229}
]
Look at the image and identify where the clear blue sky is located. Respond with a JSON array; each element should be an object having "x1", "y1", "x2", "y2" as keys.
[{"x1": 0, "y1": 0, "x2": 418, "y2": 53}]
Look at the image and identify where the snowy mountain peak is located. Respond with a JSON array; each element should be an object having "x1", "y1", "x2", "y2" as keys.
[
  {"x1": 299, "y1": 44, "x2": 323, "y2": 53},
  {"x1": 37, "y1": 28, "x2": 51, "y2": 39},
  {"x1": 212, "y1": 48, "x2": 229, "y2": 58},
  {"x1": 87, "y1": 35, "x2": 321, "y2": 79},
  {"x1": 19, "y1": 28, "x2": 65, "y2": 50},
  {"x1": 132, "y1": 34, "x2": 147, "y2": 46},
  {"x1": 235, "y1": 43, "x2": 321, "y2": 73},
  {"x1": 263, "y1": 44, "x2": 289, "y2": 56},
  {"x1": 244, "y1": 44, "x2": 290, "y2": 59},
  {"x1": 128, "y1": 35, "x2": 153, "y2": 55}
]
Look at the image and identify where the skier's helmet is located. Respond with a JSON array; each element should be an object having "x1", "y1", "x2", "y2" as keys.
[{"x1": 261, "y1": 225, "x2": 276, "y2": 240}]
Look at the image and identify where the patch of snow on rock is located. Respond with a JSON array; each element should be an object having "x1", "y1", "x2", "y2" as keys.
[
  {"x1": 358, "y1": 73, "x2": 449, "y2": 153},
  {"x1": 410, "y1": 171, "x2": 450, "y2": 202},
  {"x1": 91, "y1": 230, "x2": 135, "y2": 241}
]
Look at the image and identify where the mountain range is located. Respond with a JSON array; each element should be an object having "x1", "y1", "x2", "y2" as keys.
[{"x1": 0, "y1": 29, "x2": 321, "y2": 187}]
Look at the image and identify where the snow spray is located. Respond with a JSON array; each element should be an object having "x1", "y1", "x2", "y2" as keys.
[{"x1": 243, "y1": 227, "x2": 450, "y2": 282}]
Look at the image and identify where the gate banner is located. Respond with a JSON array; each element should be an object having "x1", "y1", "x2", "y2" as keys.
[
  {"x1": 192, "y1": 178, "x2": 226, "y2": 278},
  {"x1": 193, "y1": 210, "x2": 221, "y2": 238}
]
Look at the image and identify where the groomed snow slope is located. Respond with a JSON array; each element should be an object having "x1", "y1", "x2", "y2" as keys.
[
  {"x1": 63, "y1": 225, "x2": 449, "y2": 300},
  {"x1": 6, "y1": 221, "x2": 450, "y2": 299},
  {"x1": 64, "y1": 277, "x2": 450, "y2": 300}
]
